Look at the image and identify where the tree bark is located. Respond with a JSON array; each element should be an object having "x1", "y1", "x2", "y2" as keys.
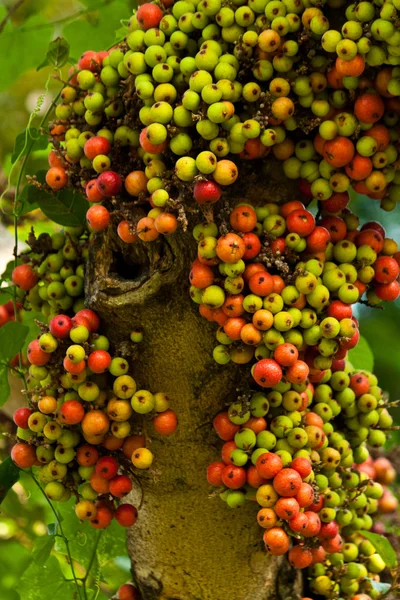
[{"x1": 86, "y1": 161, "x2": 303, "y2": 600}]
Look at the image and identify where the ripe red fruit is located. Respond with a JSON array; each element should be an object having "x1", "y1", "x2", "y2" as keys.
[
  {"x1": 95, "y1": 171, "x2": 122, "y2": 197},
  {"x1": 221, "y1": 464, "x2": 246, "y2": 489},
  {"x1": 350, "y1": 373, "x2": 370, "y2": 396},
  {"x1": 13, "y1": 407, "x2": 33, "y2": 429},
  {"x1": 207, "y1": 461, "x2": 225, "y2": 486},
  {"x1": 78, "y1": 51, "x2": 100, "y2": 71},
  {"x1": 280, "y1": 200, "x2": 305, "y2": 218},
  {"x1": 323, "y1": 137, "x2": 355, "y2": 168},
  {"x1": 11, "y1": 442, "x2": 36, "y2": 468},
  {"x1": 63, "y1": 357, "x2": 86, "y2": 374},
  {"x1": 193, "y1": 180, "x2": 221, "y2": 204},
  {"x1": 12, "y1": 264, "x2": 38, "y2": 291},
  {"x1": 90, "y1": 506, "x2": 113, "y2": 529},
  {"x1": 153, "y1": 409, "x2": 178, "y2": 435},
  {"x1": 263, "y1": 527, "x2": 290, "y2": 555},
  {"x1": 318, "y1": 520, "x2": 339, "y2": 540},
  {"x1": 296, "y1": 482, "x2": 315, "y2": 508},
  {"x1": 310, "y1": 545, "x2": 326, "y2": 565},
  {"x1": 303, "y1": 511, "x2": 321, "y2": 537},
  {"x1": 375, "y1": 280, "x2": 400, "y2": 302},
  {"x1": 286, "y1": 360, "x2": 309, "y2": 384},
  {"x1": 291, "y1": 457, "x2": 312, "y2": 479},
  {"x1": 322, "y1": 533, "x2": 343, "y2": 553},
  {"x1": 374, "y1": 256, "x2": 400, "y2": 284},
  {"x1": 75, "y1": 309, "x2": 100, "y2": 332},
  {"x1": 118, "y1": 221, "x2": 137, "y2": 243},
  {"x1": 115, "y1": 505, "x2": 138, "y2": 528},
  {"x1": 322, "y1": 191, "x2": 349, "y2": 213},
  {"x1": 327, "y1": 300, "x2": 352, "y2": 320},
  {"x1": 288, "y1": 512, "x2": 308, "y2": 533},
  {"x1": 136, "y1": 3, "x2": 163, "y2": 30},
  {"x1": 247, "y1": 464, "x2": 268, "y2": 488},
  {"x1": 88, "y1": 350, "x2": 111, "y2": 373},
  {"x1": 0, "y1": 305, "x2": 9, "y2": 326},
  {"x1": 49, "y1": 314, "x2": 73, "y2": 338},
  {"x1": 288, "y1": 545, "x2": 313, "y2": 569},
  {"x1": 84, "y1": 136, "x2": 111, "y2": 160},
  {"x1": 306, "y1": 226, "x2": 330, "y2": 252},
  {"x1": 109, "y1": 475, "x2": 133, "y2": 498},
  {"x1": 256, "y1": 452, "x2": 283, "y2": 479},
  {"x1": 275, "y1": 497, "x2": 300, "y2": 520},
  {"x1": 274, "y1": 343, "x2": 298, "y2": 367},
  {"x1": 354, "y1": 93, "x2": 385, "y2": 124},
  {"x1": 27, "y1": 339, "x2": 50, "y2": 366},
  {"x1": 213, "y1": 412, "x2": 240, "y2": 441},
  {"x1": 286, "y1": 209, "x2": 315, "y2": 236},
  {"x1": 60, "y1": 400, "x2": 85, "y2": 425},
  {"x1": 221, "y1": 441, "x2": 237, "y2": 465},
  {"x1": 273, "y1": 468, "x2": 302, "y2": 497},
  {"x1": 118, "y1": 583, "x2": 140, "y2": 600},
  {"x1": 87, "y1": 205, "x2": 110, "y2": 231},
  {"x1": 361, "y1": 220, "x2": 385, "y2": 238},
  {"x1": 253, "y1": 359, "x2": 282, "y2": 387},
  {"x1": 77, "y1": 445, "x2": 99, "y2": 467},
  {"x1": 86, "y1": 179, "x2": 105, "y2": 203},
  {"x1": 248, "y1": 272, "x2": 274, "y2": 296},
  {"x1": 95, "y1": 456, "x2": 119, "y2": 480},
  {"x1": 242, "y1": 233, "x2": 262, "y2": 260}
]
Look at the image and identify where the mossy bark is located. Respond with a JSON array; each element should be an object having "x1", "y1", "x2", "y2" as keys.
[{"x1": 85, "y1": 162, "x2": 303, "y2": 600}]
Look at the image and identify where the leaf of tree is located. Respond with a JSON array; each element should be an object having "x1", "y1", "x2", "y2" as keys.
[
  {"x1": 17, "y1": 556, "x2": 73, "y2": 600},
  {"x1": 348, "y1": 335, "x2": 374, "y2": 372},
  {"x1": 356, "y1": 531, "x2": 397, "y2": 568},
  {"x1": 0, "y1": 321, "x2": 29, "y2": 363},
  {"x1": 63, "y1": 1, "x2": 129, "y2": 57},
  {"x1": 0, "y1": 259, "x2": 16, "y2": 283},
  {"x1": 37, "y1": 38, "x2": 70, "y2": 71},
  {"x1": 0, "y1": 11, "x2": 52, "y2": 92},
  {"x1": 22, "y1": 185, "x2": 88, "y2": 226},
  {"x1": 32, "y1": 535, "x2": 55, "y2": 566},
  {"x1": 365, "y1": 578, "x2": 392, "y2": 594},
  {"x1": 11, "y1": 128, "x2": 48, "y2": 163},
  {"x1": 0, "y1": 457, "x2": 20, "y2": 504},
  {"x1": 0, "y1": 365, "x2": 10, "y2": 407}
]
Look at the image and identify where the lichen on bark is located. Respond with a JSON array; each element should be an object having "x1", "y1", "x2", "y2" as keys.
[{"x1": 85, "y1": 161, "x2": 303, "y2": 600}]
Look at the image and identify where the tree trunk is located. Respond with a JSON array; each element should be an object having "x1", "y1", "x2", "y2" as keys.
[{"x1": 86, "y1": 161, "x2": 303, "y2": 600}]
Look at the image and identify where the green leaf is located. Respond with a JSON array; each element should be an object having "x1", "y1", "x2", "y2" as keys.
[
  {"x1": 0, "y1": 13, "x2": 52, "y2": 91},
  {"x1": 21, "y1": 185, "x2": 88, "y2": 227},
  {"x1": 0, "y1": 321, "x2": 29, "y2": 363},
  {"x1": 11, "y1": 128, "x2": 48, "y2": 163},
  {"x1": 17, "y1": 556, "x2": 73, "y2": 600},
  {"x1": 64, "y1": 1, "x2": 129, "y2": 57},
  {"x1": 0, "y1": 457, "x2": 20, "y2": 504},
  {"x1": 348, "y1": 335, "x2": 374, "y2": 373},
  {"x1": 37, "y1": 38, "x2": 70, "y2": 71},
  {"x1": 356, "y1": 531, "x2": 397, "y2": 568},
  {"x1": 115, "y1": 24, "x2": 128, "y2": 41},
  {"x1": 32, "y1": 535, "x2": 55, "y2": 566},
  {"x1": 365, "y1": 578, "x2": 392, "y2": 594},
  {"x1": 48, "y1": 523, "x2": 57, "y2": 536},
  {"x1": 0, "y1": 286, "x2": 15, "y2": 305},
  {"x1": 0, "y1": 366, "x2": 10, "y2": 407},
  {"x1": 1, "y1": 260, "x2": 16, "y2": 283}
]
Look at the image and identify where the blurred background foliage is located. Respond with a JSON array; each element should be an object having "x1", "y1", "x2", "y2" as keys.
[{"x1": 0, "y1": 0, "x2": 399, "y2": 598}]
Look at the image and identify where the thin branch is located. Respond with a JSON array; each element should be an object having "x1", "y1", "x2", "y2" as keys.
[{"x1": 0, "y1": 0, "x2": 25, "y2": 35}]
